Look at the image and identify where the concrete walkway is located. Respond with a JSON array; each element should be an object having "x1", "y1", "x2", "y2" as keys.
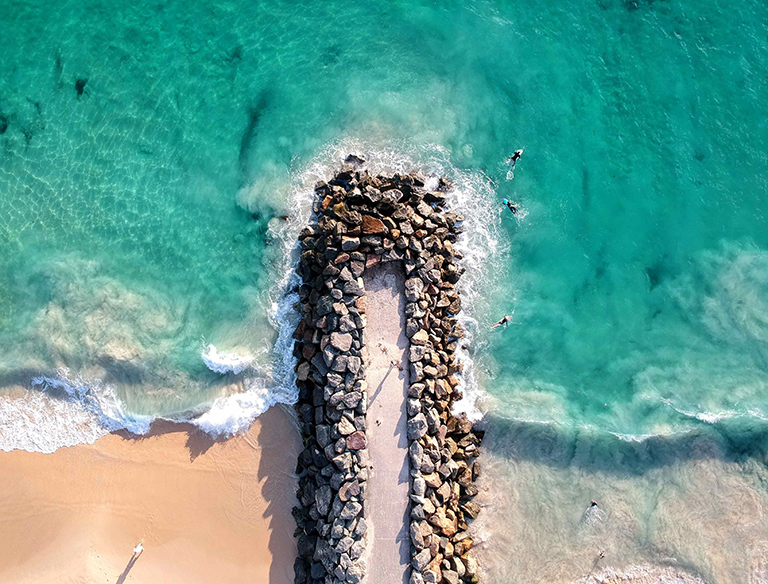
[{"x1": 363, "y1": 263, "x2": 411, "y2": 584}]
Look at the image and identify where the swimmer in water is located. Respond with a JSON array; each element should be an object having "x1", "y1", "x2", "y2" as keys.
[
  {"x1": 502, "y1": 198, "x2": 518, "y2": 215},
  {"x1": 492, "y1": 315, "x2": 513, "y2": 328},
  {"x1": 590, "y1": 500, "x2": 598, "y2": 508},
  {"x1": 506, "y1": 149, "x2": 523, "y2": 167}
]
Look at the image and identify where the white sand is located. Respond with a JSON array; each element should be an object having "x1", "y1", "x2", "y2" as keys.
[{"x1": 363, "y1": 263, "x2": 411, "y2": 584}]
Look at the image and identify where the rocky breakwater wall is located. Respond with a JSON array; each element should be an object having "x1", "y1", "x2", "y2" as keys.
[{"x1": 291, "y1": 156, "x2": 484, "y2": 584}]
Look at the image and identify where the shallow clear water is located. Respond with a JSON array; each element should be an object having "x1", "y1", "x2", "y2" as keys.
[{"x1": 2, "y1": 0, "x2": 768, "y2": 580}]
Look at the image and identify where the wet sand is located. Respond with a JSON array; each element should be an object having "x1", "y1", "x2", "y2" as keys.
[{"x1": 0, "y1": 405, "x2": 300, "y2": 584}]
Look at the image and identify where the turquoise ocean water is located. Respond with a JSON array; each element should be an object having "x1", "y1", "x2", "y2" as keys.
[{"x1": 2, "y1": 0, "x2": 768, "y2": 581}]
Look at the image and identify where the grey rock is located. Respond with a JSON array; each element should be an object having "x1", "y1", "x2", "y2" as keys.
[
  {"x1": 330, "y1": 332, "x2": 353, "y2": 352},
  {"x1": 411, "y1": 504, "x2": 425, "y2": 520},
  {"x1": 409, "y1": 441, "x2": 424, "y2": 468},
  {"x1": 407, "y1": 398, "x2": 421, "y2": 417},
  {"x1": 314, "y1": 538, "x2": 337, "y2": 571},
  {"x1": 346, "y1": 562, "x2": 365, "y2": 584},
  {"x1": 426, "y1": 408, "x2": 440, "y2": 432},
  {"x1": 317, "y1": 295, "x2": 334, "y2": 316},
  {"x1": 409, "y1": 361, "x2": 424, "y2": 383},
  {"x1": 323, "y1": 345, "x2": 337, "y2": 367},
  {"x1": 339, "y1": 552, "x2": 352, "y2": 569},
  {"x1": 315, "y1": 485, "x2": 332, "y2": 517},
  {"x1": 353, "y1": 517, "x2": 367, "y2": 537},
  {"x1": 342, "y1": 391, "x2": 362, "y2": 409},
  {"x1": 408, "y1": 413, "x2": 428, "y2": 440},
  {"x1": 333, "y1": 452, "x2": 353, "y2": 470},
  {"x1": 311, "y1": 353, "x2": 330, "y2": 377},
  {"x1": 330, "y1": 520, "x2": 345, "y2": 539},
  {"x1": 408, "y1": 383, "x2": 425, "y2": 398},
  {"x1": 341, "y1": 237, "x2": 360, "y2": 251},
  {"x1": 410, "y1": 521, "x2": 426, "y2": 549},
  {"x1": 339, "y1": 314, "x2": 356, "y2": 332},
  {"x1": 412, "y1": 548, "x2": 432, "y2": 571},
  {"x1": 405, "y1": 277, "x2": 425, "y2": 302},
  {"x1": 349, "y1": 538, "x2": 366, "y2": 560},
  {"x1": 339, "y1": 501, "x2": 363, "y2": 521},
  {"x1": 310, "y1": 562, "x2": 326, "y2": 579},
  {"x1": 332, "y1": 354, "x2": 349, "y2": 372},
  {"x1": 347, "y1": 356, "x2": 362, "y2": 374},
  {"x1": 410, "y1": 572, "x2": 425, "y2": 584},
  {"x1": 316, "y1": 424, "x2": 331, "y2": 448},
  {"x1": 409, "y1": 344, "x2": 427, "y2": 362},
  {"x1": 343, "y1": 279, "x2": 364, "y2": 296},
  {"x1": 336, "y1": 536, "x2": 354, "y2": 553},
  {"x1": 413, "y1": 476, "x2": 426, "y2": 497}
]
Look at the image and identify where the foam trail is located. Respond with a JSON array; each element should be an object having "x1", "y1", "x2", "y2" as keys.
[
  {"x1": 30, "y1": 375, "x2": 153, "y2": 435},
  {"x1": 202, "y1": 344, "x2": 254, "y2": 374}
]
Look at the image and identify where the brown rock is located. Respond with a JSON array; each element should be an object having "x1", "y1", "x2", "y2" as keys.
[
  {"x1": 428, "y1": 507, "x2": 458, "y2": 537},
  {"x1": 423, "y1": 473, "x2": 442, "y2": 489},
  {"x1": 339, "y1": 480, "x2": 361, "y2": 501},
  {"x1": 461, "y1": 501, "x2": 481, "y2": 520},
  {"x1": 362, "y1": 215, "x2": 386, "y2": 234}
]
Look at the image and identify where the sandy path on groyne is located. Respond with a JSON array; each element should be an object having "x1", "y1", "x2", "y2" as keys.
[
  {"x1": 363, "y1": 263, "x2": 411, "y2": 584},
  {"x1": 0, "y1": 406, "x2": 300, "y2": 584}
]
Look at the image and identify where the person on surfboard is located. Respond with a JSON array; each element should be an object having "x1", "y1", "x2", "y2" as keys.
[{"x1": 502, "y1": 198, "x2": 518, "y2": 215}]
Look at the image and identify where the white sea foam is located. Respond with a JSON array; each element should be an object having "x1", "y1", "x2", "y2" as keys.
[
  {"x1": 0, "y1": 388, "x2": 109, "y2": 454},
  {"x1": 0, "y1": 372, "x2": 153, "y2": 454},
  {"x1": 201, "y1": 344, "x2": 254, "y2": 374}
]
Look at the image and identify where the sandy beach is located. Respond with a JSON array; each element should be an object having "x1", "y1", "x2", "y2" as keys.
[{"x1": 0, "y1": 405, "x2": 300, "y2": 584}]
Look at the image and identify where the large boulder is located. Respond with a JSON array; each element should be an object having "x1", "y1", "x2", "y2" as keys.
[
  {"x1": 330, "y1": 332, "x2": 353, "y2": 352},
  {"x1": 315, "y1": 485, "x2": 332, "y2": 517},
  {"x1": 405, "y1": 277, "x2": 424, "y2": 302},
  {"x1": 362, "y1": 215, "x2": 386, "y2": 234},
  {"x1": 408, "y1": 413, "x2": 428, "y2": 440}
]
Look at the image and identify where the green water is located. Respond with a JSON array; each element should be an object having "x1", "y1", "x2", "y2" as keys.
[{"x1": 2, "y1": 0, "x2": 768, "y2": 580}]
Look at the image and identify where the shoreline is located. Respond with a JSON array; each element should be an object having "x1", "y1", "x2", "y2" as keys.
[{"x1": 0, "y1": 405, "x2": 300, "y2": 584}]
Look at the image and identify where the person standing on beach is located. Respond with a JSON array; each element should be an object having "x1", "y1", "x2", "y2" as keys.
[{"x1": 133, "y1": 541, "x2": 144, "y2": 556}]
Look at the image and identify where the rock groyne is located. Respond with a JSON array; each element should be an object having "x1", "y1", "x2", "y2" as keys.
[{"x1": 291, "y1": 156, "x2": 483, "y2": 584}]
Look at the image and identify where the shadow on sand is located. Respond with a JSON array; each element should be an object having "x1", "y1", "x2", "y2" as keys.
[{"x1": 115, "y1": 551, "x2": 142, "y2": 584}]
